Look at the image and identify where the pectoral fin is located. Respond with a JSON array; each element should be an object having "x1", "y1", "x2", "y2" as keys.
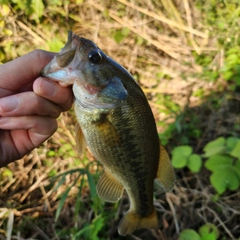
[
  {"x1": 94, "y1": 114, "x2": 121, "y2": 147},
  {"x1": 155, "y1": 144, "x2": 175, "y2": 192},
  {"x1": 96, "y1": 168, "x2": 124, "y2": 202},
  {"x1": 75, "y1": 123, "x2": 87, "y2": 156}
]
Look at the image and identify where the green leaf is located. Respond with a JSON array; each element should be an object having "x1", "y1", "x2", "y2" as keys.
[
  {"x1": 86, "y1": 171, "x2": 97, "y2": 199},
  {"x1": 226, "y1": 137, "x2": 240, "y2": 151},
  {"x1": 216, "y1": 20, "x2": 225, "y2": 30},
  {"x1": 114, "y1": 30, "x2": 126, "y2": 43},
  {"x1": 0, "y1": 4, "x2": 10, "y2": 16},
  {"x1": 199, "y1": 223, "x2": 219, "y2": 240},
  {"x1": 47, "y1": 0, "x2": 63, "y2": 6},
  {"x1": 76, "y1": 0, "x2": 84, "y2": 4},
  {"x1": 0, "y1": 0, "x2": 9, "y2": 4},
  {"x1": 113, "y1": 27, "x2": 130, "y2": 43},
  {"x1": 226, "y1": 53, "x2": 239, "y2": 65},
  {"x1": 178, "y1": 229, "x2": 201, "y2": 240},
  {"x1": 203, "y1": 137, "x2": 225, "y2": 157},
  {"x1": 54, "y1": 171, "x2": 82, "y2": 221},
  {"x1": 122, "y1": 27, "x2": 130, "y2": 36},
  {"x1": 172, "y1": 145, "x2": 192, "y2": 157},
  {"x1": 223, "y1": 70, "x2": 233, "y2": 81},
  {"x1": 210, "y1": 169, "x2": 239, "y2": 194},
  {"x1": 187, "y1": 154, "x2": 202, "y2": 172},
  {"x1": 233, "y1": 75, "x2": 240, "y2": 86},
  {"x1": 47, "y1": 150, "x2": 56, "y2": 157},
  {"x1": 73, "y1": 215, "x2": 104, "y2": 239},
  {"x1": 205, "y1": 154, "x2": 233, "y2": 172},
  {"x1": 227, "y1": 47, "x2": 238, "y2": 55},
  {"x1": 230, "y1": 141, "x2": 240, "y2": 158},
  {"x1": 234, "y1": 160, "x2": 240, "y2": 179},
  {"x1": 12, "y1": 0, "x2": 29, "y2": 12},
  {"x1": 53, "y1": 175, "x2": 66, "y2": 192},
  {"x1": 1, "y1": 168, "x2": 13, "y2": 179},
  {"x1": 171, "y1": 146, "x2": 193, "y2": 169},
  {"x1": 172, "y1": 155, "x2": 188, "y2": 168},
  {"x1": 74, "y1": 177, "x2": 84, "y2": 222},
  {"x1": 55, "y1": 186, "x2": 71, "y2": 221},
  {"x1": 90, "y1": 215, "x2": 105, "y2": 238},
  {"x1": 31, "y1": 0, "x2": 44, "y2": 22},
  {"x1": 47, "y1": 38, "x2": 64, "y2": 52}
]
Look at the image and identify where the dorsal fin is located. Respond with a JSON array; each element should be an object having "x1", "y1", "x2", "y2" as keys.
[{"x1": 155, "y1": 144, "x2": 175, "y2": 192}]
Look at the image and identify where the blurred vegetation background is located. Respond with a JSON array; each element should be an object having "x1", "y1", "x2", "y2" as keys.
[{"x1": 0, "y1": 0, "x2": 240, "y2": 239}]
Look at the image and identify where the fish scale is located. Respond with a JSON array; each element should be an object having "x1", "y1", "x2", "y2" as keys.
[{"x1": 42, "y1": 30, "x2": 175, "y2": 236}]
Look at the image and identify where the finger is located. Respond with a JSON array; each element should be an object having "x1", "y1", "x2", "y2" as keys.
[
  {"x1": 0, "y1": 92, "x2": 62, "y2": 118},
  {"x1": 0, "y1": 129, "x2": 22, "y2": 167},
  {"x1": 0, "y1": 50, "x2": 55, "y2": 93},
  {"x1": 0, "y1": 116, "x2": 57, "y2": 134},
  {"x1": 0, "y1": 88, "x2": 13, "y2": 98},
  {"x1": 33, "y1": 77, "x2": 73, "y2": 111},
  {"x1": 0, "y1": 116, "x2": 57, "y2": 166}
]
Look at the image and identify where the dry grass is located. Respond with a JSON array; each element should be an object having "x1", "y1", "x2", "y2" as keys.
[{"x1": 0, "y1": 0, "x2": 240, "y2": 239}]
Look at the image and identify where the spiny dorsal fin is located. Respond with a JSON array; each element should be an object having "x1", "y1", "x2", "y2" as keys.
[
  {"x1": 155, "y1": 144, "x2": 175, "y2": 192},
  {"x1": 75, "y1": 123, "x2": 87, "y2": 156},
  {"x1": 96, "y1": 168, "x2": 124, "y2": 202}
]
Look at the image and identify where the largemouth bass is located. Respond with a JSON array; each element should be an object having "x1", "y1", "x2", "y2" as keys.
[{"x1": 42, "y1": 31, "x2": 175, "y2": 236}]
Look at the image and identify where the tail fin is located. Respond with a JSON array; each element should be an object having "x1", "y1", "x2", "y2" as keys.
[{"x1": 118, "y1": 209, "x2": 158, "y2": 236}]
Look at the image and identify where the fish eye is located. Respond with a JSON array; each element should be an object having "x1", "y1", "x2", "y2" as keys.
[{"x1": 88, "y1": 50, "x2": 102, "y2": 64}]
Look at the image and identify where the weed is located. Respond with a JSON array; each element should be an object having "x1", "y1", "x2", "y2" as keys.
[
  {"x1": 179, "y1": 223, "x2": 219, "y2": 240},
  {"x1": 171, "y1": 145, "x2": 202, "y2": 173},
  {"x1": 204, "y1": 137, "x2": 240, "y2": 194}
]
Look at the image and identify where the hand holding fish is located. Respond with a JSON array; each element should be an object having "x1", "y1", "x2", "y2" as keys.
[{"x1": 0, "y1": 50, "x2": 73, "y2": 167}]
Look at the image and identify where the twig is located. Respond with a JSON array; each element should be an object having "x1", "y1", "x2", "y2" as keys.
[
  {"x1": 25, "y1": 217, "x2": 51, "y2": 240},
  {"x1": 207, "y1": 207, "x2": 235, "y2": 239},
  {"x1": 59, "y1": 114, "x2": 76, "y2": 146},
  {"x1": 19, "y1": 173, "x2": 47, "y2": 203},
  {"x1": 6, "y1": 211, "x2": 14, "y2": 240},
  {"x1": 183, "y1": 0, "x2": 201, "y2": 54},
  {"x1": 166, "y1": 193, "x2": 180, "y2": 234},
  {"x1": 90, "y1": 1, "x2": 179, "y2": 59},
  {"x1": 116, "y1": 0, "x2": 208, "y2": 38},
  {"x1": 16, "y1": 20, "x2": 47, "y2": 47}
]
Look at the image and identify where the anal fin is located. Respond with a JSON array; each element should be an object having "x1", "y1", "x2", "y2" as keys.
[
  {"x1": 96, "y1": 168, "x2": 124, "y2": 202},
  {"x1": 155, "y1": 144, "x2": 175, "y2": 192}
]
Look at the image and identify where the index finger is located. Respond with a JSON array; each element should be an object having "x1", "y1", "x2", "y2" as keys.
[{"x1": 0, "y1": 50, "x2": 55, "y2": 92}]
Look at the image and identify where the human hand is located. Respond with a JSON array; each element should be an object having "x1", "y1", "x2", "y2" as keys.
[{"x1": 0, "y1": 50, "x2": 73, "y2": 167}]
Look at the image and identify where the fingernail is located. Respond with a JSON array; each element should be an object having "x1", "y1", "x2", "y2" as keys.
[{"x1": 0, "y1": 97, "x2": 20, "y2": 112}]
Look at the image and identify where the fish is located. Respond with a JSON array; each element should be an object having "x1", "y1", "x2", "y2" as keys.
[{"x1": 42, "y1": 31, "x2": 175, "y2": 236}]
